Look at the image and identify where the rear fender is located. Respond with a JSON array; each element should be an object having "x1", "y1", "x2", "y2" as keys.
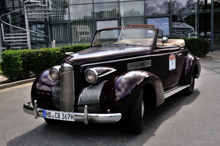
[
  {"x1": 180, "y1": 53, "x2": 201, "y2": 84},
  {"x1": 101, "y1": 70, "x2": 164, "y2": 114}
]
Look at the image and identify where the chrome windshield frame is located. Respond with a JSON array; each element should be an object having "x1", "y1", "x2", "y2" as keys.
[
  {"x1": 91, "y1": 27, "x2": 156, "y2": 47},
  {"x1": 92, "y1": 28, "x2": 123, "y2": 47},
  {"x1": 117, "y1": 27, "x2": 124, "y2": 44}
]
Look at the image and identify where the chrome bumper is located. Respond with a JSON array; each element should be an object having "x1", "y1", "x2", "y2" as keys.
[{"x1": 23, "y1": 100, "x2": 122, "y2": 125}]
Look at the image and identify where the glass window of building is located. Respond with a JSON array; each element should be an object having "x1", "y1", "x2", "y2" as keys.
[
  {"x1": 96, "y1": 20, "x2": 118, "y2": 30},
  {"x1": 213, "y1": 35, "x2": 220, "y2": 50},
  {"x1": 19, "y1": 0, "x2": 24, "y2": 7},
  {"x1": 214, "y1": 0, "x2": 220, "y2": 10},
  {"x1": 51, "y1": 23, "x2": 69, "y2": 41},
  {"x1": 50, "y1": 5, "x2": 69, "y2": 21},
  {"x1": 147, "y1": 17, "x2": 170, "y2": 36},
  {"x1": 94, "y1": 3, "x2": 118, "y2": 19},
  {"x1": 199, "y1": 13, "x2": 211, "y2": 36},
  {"x1": 69, "y1": 4, "x2": 93, "y2": 20},
  {"x1": 29, "y1": 24, "x2": 45, "y2": 41},
  {"x1": 94, "y1": 0, "x2": 118, "y2": 2},
  {"x1": 145, "y1": 0, "x2": 170, "y2": 16},
  {"x1": 14, "y1": 0, "x2": 20, "y2": 7},
  {"x1": 120, "y1": 1, "x2": 144, "y2": 17},
  {"x1": 172, "y1": 14, "x2": 197, "y2": 38},
  {"x1": 214, "y1": 12, "x2": 220, "y2": 34},
  {"x1": 199, "y1": 0, "x2": 211, "y2": 11},
  {"x1": 71, "y1": 20, "x2": 94, "y2": 42},
  {"x1": 50, "y1": 0, "x2": 68, "y2": 5},
  {"x1": 69, "y1": 0, "x2": 92, "y2": 4},
  {"x1": 6, "y1": 0, "x2": 13, "y2": 8},
  {"x1": 172, "y1": 0, "x2": 197, "y2": 13},
  {"x1": 121, "y1": 17, "x2": 144, "y2": 27}
]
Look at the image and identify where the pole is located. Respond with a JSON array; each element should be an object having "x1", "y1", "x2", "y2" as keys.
[
  {"x1": 1, "y1": 23, "x2": 5, "y2": 42},
  {"x1": 24, "y1": 3, "x2": 31, "y2": 50},
  {"x1": 211, "y1": 0, "x2": 214, "y2": 52}
]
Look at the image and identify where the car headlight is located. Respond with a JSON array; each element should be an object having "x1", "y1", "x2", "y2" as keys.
[
  {"x1": 49, "y1": 66, "x2": 60, "y2": 80},
  {"x1": 85, "y1": 68, "x2": 98, "y2": 83}
]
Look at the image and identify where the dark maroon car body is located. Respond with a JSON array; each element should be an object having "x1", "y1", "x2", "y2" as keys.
[{"x1": 24, "y1": 25, "x2": 201, "y2": 134}]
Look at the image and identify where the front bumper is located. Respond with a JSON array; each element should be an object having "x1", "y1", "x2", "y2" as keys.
[{"x1": 23, "y1": 100, "x2": 122, "y2": 125}]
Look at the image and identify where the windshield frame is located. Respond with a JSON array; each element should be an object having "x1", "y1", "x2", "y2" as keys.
[
  {"x1": 92, "y1": 27, "x2": 156, "y2": 47},
  {"x1": 92, "y1": 28, "x2": 122, "y2": 47}
]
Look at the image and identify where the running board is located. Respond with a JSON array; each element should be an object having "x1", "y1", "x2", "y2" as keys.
[{"x1": 164, "y1": 84, "x2": 190, "y2": 99}]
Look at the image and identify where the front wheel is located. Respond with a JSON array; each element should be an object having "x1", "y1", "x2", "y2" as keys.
[{"x1": 128, "y1": 89, "x2": 144, "y2": 134}]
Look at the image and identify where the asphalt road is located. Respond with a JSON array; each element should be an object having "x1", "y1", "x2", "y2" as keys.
[{"x1": 0, "y1": 60, "x2": 220, "y2": 146}]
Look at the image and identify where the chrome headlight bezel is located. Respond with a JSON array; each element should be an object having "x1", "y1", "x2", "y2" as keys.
[
  {"x1": 49, "y1": 66, "x2": 60, "y2": 80},
  {"x1": 85, "y1": 68, "x2": 99, "y2": 83}
]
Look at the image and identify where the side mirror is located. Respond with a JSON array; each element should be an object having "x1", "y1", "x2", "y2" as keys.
[{"x1": 162, "y1": 37, "x2": 168, "y2": 43}]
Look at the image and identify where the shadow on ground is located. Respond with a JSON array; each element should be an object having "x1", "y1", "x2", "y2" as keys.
[{"x1": 7, "y1": 90, "x2": 200, "y2": 146}]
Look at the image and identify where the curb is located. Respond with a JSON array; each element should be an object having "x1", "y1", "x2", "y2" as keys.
[{"x1": 0, "y1": 78, "x2": 35, "y2": 90}]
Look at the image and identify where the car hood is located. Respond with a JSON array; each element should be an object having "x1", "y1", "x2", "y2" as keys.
[{"x1": 63, "y1": 45, "x2": 152, "y2": 67}]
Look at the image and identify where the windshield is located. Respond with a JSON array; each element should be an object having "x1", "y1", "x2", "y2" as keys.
[{"x1": 92, "y1": 28, "x2": 155, "y2": 47}]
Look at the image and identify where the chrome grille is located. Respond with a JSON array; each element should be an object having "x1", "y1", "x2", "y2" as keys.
[{"x1": 60, "y1": 63, "x2": 75, "y2": 112}]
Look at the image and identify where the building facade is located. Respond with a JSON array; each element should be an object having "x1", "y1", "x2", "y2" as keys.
[{"x1": 0, "y1": 0, "x2": 220, "y2": 51}]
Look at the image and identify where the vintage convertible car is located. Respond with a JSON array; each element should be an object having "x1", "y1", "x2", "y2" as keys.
[{"x1": 23, "y1": 24, "x2": 201, "y2": 134}]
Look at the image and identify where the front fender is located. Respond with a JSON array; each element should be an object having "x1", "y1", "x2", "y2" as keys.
[
  {"x1": 101, "y1": 70, "x2": 164, "y2": 114},
  {"x1": 31, "y1": 69, "x2": 56, "y2": 108}
]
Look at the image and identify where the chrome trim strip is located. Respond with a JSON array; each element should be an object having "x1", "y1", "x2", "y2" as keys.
[
  {"x1": 23, "y1": 103, "x2": 122, "y2": 124},
  {"x1": 84, "y1": 105, "x2": 88, "y2": 125},
  {"x1": 150, "y1": 50, "x2": 182, "y2": 57},
  {"x1": 81, "y1": 50, "x2": 184, "y2": 67},
  {"x1": 99, "y1": 68, "x2": 116, "y2": 77},
  {"x1": 164, "y1": 84, "x2": 190, "y2": 99},
  {"x1": 34, "y1": 100, "x2": 38, "y2": 119},
  {"x1": 116, "y1": 27, "x2": 124, "y2": 44},
  {"x1": 81, "y1": 55, "x2": 151, "y2": 67}
]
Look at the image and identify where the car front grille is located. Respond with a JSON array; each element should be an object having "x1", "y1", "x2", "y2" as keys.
[{"x1": 60, "y1": 63, "x2": 75, "y2": 112}]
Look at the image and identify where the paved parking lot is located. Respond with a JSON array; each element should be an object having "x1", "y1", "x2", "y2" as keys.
[{"x1": 0, "y1": 60, "x2": 219, "y2": 146}]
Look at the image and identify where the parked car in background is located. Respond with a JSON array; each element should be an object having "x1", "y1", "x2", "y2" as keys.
[
  {"x1": 23, "y1": 24, "x2": 201, "y2": 134},
  {"x1": 172, "y1": 22, "x2": 195, "y2": 37}
]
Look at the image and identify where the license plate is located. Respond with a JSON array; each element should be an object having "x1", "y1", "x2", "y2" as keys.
[{"x1": 43, "y1": 110, "x2": 75, "y2": 121}]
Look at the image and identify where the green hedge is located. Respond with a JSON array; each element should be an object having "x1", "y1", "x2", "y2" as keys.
[
  {"x1": 0, "y1": 61, "x2": 2, "y2": 74},
  {"x1": 184, "y1": 38, "x2": 209, "y2": 58},
  {"x1": 0, "y1": 44, "x2": 90, "y2": 81}
]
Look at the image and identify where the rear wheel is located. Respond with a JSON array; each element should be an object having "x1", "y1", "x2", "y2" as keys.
[
  {"x1": 128, "y1": 89, "x2": 144, "y2": 134},
  {"x1": 183, "y1": 71, "x2": 195, "y2": 95}
]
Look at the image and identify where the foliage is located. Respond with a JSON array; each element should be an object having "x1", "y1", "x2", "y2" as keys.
[
  {"x1": 184, "y1": 38, "x2": 209, "y2": 57},
  {"x1": 0, "y1": 44, "x2": 90, "y2": 81},
  {"x1": 0, "y1": 61, "x2": 2, "y2": 74}
]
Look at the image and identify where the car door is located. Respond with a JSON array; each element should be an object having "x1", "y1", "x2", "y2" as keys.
[{"x1": 151, "y1": 47, "x2": 183, "y2": 89}]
